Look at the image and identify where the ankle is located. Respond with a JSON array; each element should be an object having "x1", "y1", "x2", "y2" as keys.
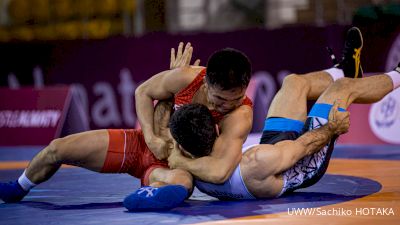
[
  {"x1": 385, "y1": 71, "x2": 400, "y2": 90},
  {"x1": 324, "y1": 67, "x2": 344, "y2": 81},
  {"x1": 17, "y1": 171, "x2": 36, "y2": 191}
]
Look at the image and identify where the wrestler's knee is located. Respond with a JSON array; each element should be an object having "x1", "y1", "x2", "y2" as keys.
[
  {"x1": 282, "y1": 74, "x2": 311, "y2": 93},
  {"x1": 47, "y1": 136, "x2": 71, "y2": 163},
  {"x1": 168, "y1": 169, "x2": 193, "y2": 191},
  {"x1": 331, "y1": 77, "x2": 353, "y2": 90},
  {"x1": 323, "y1": 78, "x2": 354, "y2": 99},
  {"x1": 46, "y1": 139, "x2": 61, "y2": 163}
]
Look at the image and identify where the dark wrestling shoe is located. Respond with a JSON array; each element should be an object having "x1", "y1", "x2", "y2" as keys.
[
  {"x1": 0, "y1": 181, "x2": 29, "y2": 203},
  {"x1": 326, "y1": 47, "x2": 338, "y2": 66},
  {"x1": 335, "y1": 27, "x2": 364, "y2": 78}
]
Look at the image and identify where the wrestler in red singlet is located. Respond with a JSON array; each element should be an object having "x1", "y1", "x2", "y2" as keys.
[{"x1": 101, "y1": 68, "x2": 253, "y2": 185}]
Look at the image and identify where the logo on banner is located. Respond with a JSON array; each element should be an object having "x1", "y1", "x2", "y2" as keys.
[
  {"x1": 0, "y1": 110, "x2": 61, "y2": 128},
  {"x1": 373, "y1": 96, "x2": 397, "y2": 128},
  {"x1": 369, "y1": 32, "x2": 400, "y2": 144},
  {"x1": 369, "y1": 89, "x2": 400, "y2": 144}
]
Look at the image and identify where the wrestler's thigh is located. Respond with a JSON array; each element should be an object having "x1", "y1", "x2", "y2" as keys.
[
  {"x1": 53, "y1": 130, "x2": 109, "y2": 172},
  {"x1": 267, "y1": 74, "x2": 309, "y2": 122}
]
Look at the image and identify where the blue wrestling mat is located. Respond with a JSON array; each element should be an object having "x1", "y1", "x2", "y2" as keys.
[{"x1": 0, "y1": 143, "x2": 398, "y2": 225}]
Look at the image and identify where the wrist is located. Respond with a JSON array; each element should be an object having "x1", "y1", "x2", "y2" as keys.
[
  {"x1": 325, "y1": 123, "x2": 337, "y2": 136},
  {"x1": 177, "y1": 156, "x2": 191, "y2": 169},
  {"x1": 326, "y1": 120, "x2": 335, "y2": 130}
]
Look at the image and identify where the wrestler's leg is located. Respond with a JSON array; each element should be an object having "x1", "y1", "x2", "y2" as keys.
[
  {"x1": 249, "y1": 74, "x2": 313, "y2": 198},
  {"x1": 240, "y1": 74, "x2": 395, "y2": 198},
  {"x1": 0, "y1": 130, "x2": 109, "y2": 203},
  {"x1": 272, "y1": 27, "x2": 364, "y2": 105},
  {"x1": 266, "y1": 74, "x2": 311, "y2": 122},
  {"x1": 267, "y1": 26, "x2": 365, "y2": 120},
  {"x1": 317, "y1": 74, "x2": 396, "y2": 108},
  {"x1": 263, "y1": 63, "x2": 397, "y2": 147},
  {"x1": 27, "y1": 130, "x2": 109, "y2": 183},
  {"x1": 148, "y1": 168, "x2": 193, "y2": 191},
  {"x1": 266, "y1": 62, "x2": 363, "y2": 121},
  {"x1": 286, "y1": 71, "x2": 336, "y2": 100},
  {"x1": 123, "y1": 168, "x2": 193, "y2": 211},
  {"x1": 255, "y1": 74, "x2": 347, "y2": 196},
  {"x1": 282, "y1": 68, "x2": 400, "y2": 193}
]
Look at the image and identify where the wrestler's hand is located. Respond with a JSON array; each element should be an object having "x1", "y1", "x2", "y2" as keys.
[
  {"x1": 147, "y1": 136, "x2": 170, "y2": 160},
  {"x1": 167, "y1": 141, "x2": 187, "y2": 169},
  {"x1": 328, "y1": 100, "x2": 350, "y2": 135},
  {"x1": 170, "y1": 42, "x2": 200, "y2": 69}
]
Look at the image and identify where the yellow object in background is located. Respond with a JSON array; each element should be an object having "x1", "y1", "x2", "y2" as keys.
[
  {"x1": 31, "y1": 0, "x2": 51, "y2": 23},
  {"x1": 8, "y1": 0, "x2": 31, "y2": 25},
  {"x1": 53, "y1": 0, "x2": 74, "y2": 21},
  {"x1": 1, "y1": 0, "x2": 137, "y2": 41}
]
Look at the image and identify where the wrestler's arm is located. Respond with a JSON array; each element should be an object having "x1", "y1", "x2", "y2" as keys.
[
  {"x1": 169, "y1": 106, "x2": 253, "y2": 184},
  {"x1": 254, "y1": 103, "x2": 349, "y2": 176},
  {"x1": 153, "y1": 100, "x2": 174, "y2": 139},
  {"x1": 135, "y1": 67, "x2": 198, "y2": 159}
]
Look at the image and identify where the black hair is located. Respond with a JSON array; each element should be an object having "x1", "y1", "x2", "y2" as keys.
[
  {"x1": 169, "y1": 103, "x2": 217, "y2": 158},
  {"x1": 206, "y1": 48, "x2": 252, "y2": 90}
]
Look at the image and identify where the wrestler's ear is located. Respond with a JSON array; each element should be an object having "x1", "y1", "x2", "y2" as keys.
[
  {"x1": 177, "y1": 144, "x2": 183, "y2": 151},
  {"x1": 215, "y1": 124, "x2": 220, "y2": 136},
  {"x1": 173, "y1": 140, "x2": 183, "y2": 152},
  {"x1": 180, "y1": 148, "x2": 196, "y2": 159}
]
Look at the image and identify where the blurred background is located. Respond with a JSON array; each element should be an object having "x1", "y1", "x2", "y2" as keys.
[
  {"x1": 0, "y1": 0, "x2": 399, "y2": 145},
  {"x1": 0, "y1": 0, "x2": 399, "y2": 40}
]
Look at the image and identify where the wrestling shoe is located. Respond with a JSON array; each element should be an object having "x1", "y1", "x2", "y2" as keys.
[
  {"x1": 0, "y1": 181, "x2": 29, "y2": 203},
  {"x1": 123, "y1": 185, "x2": 188, "y2": 211},
  {"x1": 335, "y1": 27, "x2": 363, "y2": 78},
  {"x1": 326, "y1": 47, "x2": 338, "y2": 66}
]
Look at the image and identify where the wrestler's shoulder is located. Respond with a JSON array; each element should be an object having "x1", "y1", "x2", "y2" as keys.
[
  {"x1": 221, "y1": 105, "x2": 253, "y2": 127},
  {"x1": 163, "y1": 66, "x2": 204, "y2": 93}
]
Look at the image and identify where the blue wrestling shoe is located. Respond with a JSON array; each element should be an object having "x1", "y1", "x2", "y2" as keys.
[
  {"x1": 123, "y1": 185, "x2": 188, "y2": 211},
  {"x1": 0, "y1": 181, "x2": 29, "y2": 203},
  {"x1": 335, "y1": 27, "x2": 363, "y2": 78}
]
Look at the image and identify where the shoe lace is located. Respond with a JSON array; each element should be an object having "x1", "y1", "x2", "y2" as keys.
[{"x1": 353, "y1": 47, "x2": 362, "y2": 78}]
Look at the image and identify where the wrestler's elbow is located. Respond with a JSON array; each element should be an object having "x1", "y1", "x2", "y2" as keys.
[
  {"x1": 207, "y1": 173, "x2": 226, "y2": 184},
  {"x1": 276, "y1": 143, "x2": 303, "y2": 173},
  {"x1": 135, "y1": 83, "x2": 147, "y2": 98},
  {"x1": 208, "y1": 166, "x2": 231, "y2": 184}
]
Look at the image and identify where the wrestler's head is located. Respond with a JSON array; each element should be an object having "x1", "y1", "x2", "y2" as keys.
[
  {"x1": 205, "y1": 48, "x2": 252, "y2": 114},
  {"x1": 169, "y1": 103, "x2": 217, "y2": 158}
]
